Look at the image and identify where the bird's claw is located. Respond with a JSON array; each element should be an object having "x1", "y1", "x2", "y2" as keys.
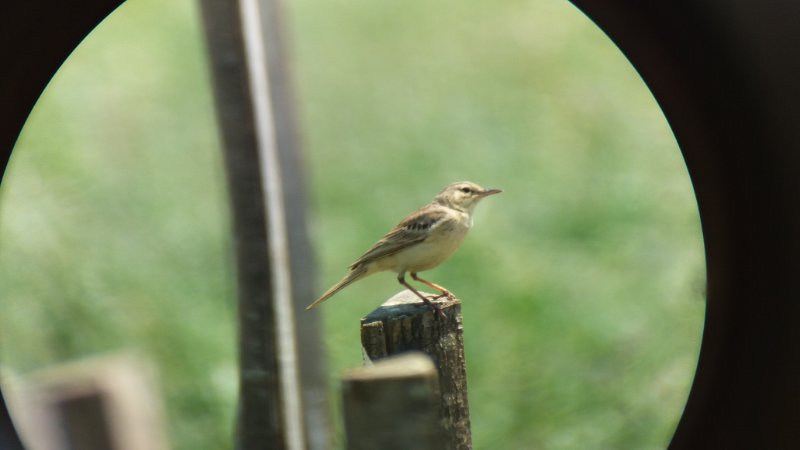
[
  {"x1": 427, "y1": 290, "x2": 455, "y2": 301},
  {"x1": 420, "y1": 294, "x2": 450, "y2": 320},
  {"x1": 425, "y1": 291, "x2": 453, "y2": 321},
  {"x1": 430, "y1": 302, "x2": 448, "y2": 321}
]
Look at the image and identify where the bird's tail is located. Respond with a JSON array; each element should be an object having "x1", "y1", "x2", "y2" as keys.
[{"x1": 305, "y1": 265, "x2": 369, "y2": 311}]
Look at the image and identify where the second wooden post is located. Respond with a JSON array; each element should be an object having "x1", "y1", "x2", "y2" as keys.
[{"x1": 360, "y1": 290, "x2": 472, "y2": 450}]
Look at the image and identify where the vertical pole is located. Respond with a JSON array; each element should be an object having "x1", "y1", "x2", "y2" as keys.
[{"x1": 198, "y1": 0, "x2": 328, "y2": 449}]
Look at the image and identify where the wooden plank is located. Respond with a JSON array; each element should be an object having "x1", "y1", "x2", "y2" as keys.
[
  {"x1": 341, "y1": 352, "x2": 443, "y2": 450},
  {"x1": 6, "y1": 354, "x2": 168, "y2": 450}
]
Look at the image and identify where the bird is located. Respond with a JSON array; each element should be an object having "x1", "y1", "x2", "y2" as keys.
[{"x1": 305, "y1": 181, "x2": 502, "y2": 319}]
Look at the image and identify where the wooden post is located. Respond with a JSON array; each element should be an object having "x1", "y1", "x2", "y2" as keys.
[
  {"x1": 199, "y1": 0, "x2": 329, "y2": 449},
  {"x1": 341, "y1": 352, "x2": 443, "y2": 450},
  {"x1": 5, "y1": 354, "x2": 168, "y2": 450},
  {"x1": 360, "y1": 290, "x2": 472, "y2": 450}
]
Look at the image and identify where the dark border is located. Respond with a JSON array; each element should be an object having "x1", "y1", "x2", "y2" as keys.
[
  {"x1": 569, "y1": 1, "x2": 800, "y2": 448},
  {"x1": 0, "y1": 1, "x2": 125, "y2": 181}
]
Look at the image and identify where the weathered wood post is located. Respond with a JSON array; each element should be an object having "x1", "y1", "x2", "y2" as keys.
[
  {"x1": 360, "y1": 290, "x2": 472, "y2": 450},
  {"x1": 199, "y1": 0, "x2": 329, "y2": 448},
  {"x1": 341, "y1": 352, "x2": 443, "y2": 450}
]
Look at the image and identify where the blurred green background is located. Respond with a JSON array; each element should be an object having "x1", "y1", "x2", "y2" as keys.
[{"x1": 0, "y1": 0, "x2": 705, "y2": 449}]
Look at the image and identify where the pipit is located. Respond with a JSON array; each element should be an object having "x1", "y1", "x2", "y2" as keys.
[{"x1": 305, "y1": 181, "x2": 501, "y2": 319}]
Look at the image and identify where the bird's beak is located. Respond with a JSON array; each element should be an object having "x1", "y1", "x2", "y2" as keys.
[{"x1": 479, "y1": 188, "x2": 502, "y2": 197}]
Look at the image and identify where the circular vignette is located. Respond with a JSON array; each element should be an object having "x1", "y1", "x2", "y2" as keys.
[{"x1": 3, "y1": 1, "x2": 800, "y2": 449}]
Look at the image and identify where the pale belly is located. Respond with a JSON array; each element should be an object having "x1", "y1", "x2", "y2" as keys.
[{"x1": 377, "y1": 219, "x2": 470, "y2": 273}]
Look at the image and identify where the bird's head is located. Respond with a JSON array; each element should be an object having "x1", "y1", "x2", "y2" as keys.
[{"x1": 432, "y1": 181, "x2": 502, "y2": 213}]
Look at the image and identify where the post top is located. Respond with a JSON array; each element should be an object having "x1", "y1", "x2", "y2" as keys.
[{"x1": 361, "y1": 290, "x2": 461, "y2": 323}]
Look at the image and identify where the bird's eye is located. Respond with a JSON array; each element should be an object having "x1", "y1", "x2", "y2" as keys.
[{"x1": 460, "y1": 187, "x2": 472, "y2": 194}]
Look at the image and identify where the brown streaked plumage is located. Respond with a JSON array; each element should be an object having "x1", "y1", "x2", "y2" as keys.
[{"x1": 306, "y1": 181, "x2": 501, "y2": 318}]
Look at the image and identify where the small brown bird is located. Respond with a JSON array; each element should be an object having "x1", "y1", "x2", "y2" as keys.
[{"x1": 306, "y1": 181, "x2": 501, "y2": 318}]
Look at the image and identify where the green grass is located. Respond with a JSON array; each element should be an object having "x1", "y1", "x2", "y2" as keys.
[{"x1": 0, "y1": 0, "x2": 704, "y2": 449}]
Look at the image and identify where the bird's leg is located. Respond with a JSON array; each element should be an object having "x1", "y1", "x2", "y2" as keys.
[
  {"x1": 398, "y1": 272, "x2": 447, "y2": 320},
  {"x1": 411, "y1": 272, "x2": 455, "y2": 300}
]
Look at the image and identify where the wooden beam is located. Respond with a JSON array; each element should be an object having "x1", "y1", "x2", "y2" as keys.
[{"x1": 198, "y1": 0, "x2": 328, "y2": 448}]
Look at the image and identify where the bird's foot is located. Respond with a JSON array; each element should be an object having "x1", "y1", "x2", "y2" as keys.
[
  {"x1": 427, "y1": 290, "x2": 455, "y2": 301},
  {"x1": 423, "y1": 291, "x2": 452, "y2": 321},
  {"x1": 429, "y1": 302, "x2": 448, "y2": 321}
]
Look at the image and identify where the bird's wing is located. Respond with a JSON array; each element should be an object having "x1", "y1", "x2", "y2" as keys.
[{"x1": 349, "y1": 205, "x2": 450, "y2": 269}]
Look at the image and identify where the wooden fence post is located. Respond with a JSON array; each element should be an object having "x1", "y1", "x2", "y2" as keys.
[
  {"x1": 341, "y1": 352, "x2": 443, "y2": 450},
  {"x1": 360, "y1": 290, "x2": 472, "y2": 450}
]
